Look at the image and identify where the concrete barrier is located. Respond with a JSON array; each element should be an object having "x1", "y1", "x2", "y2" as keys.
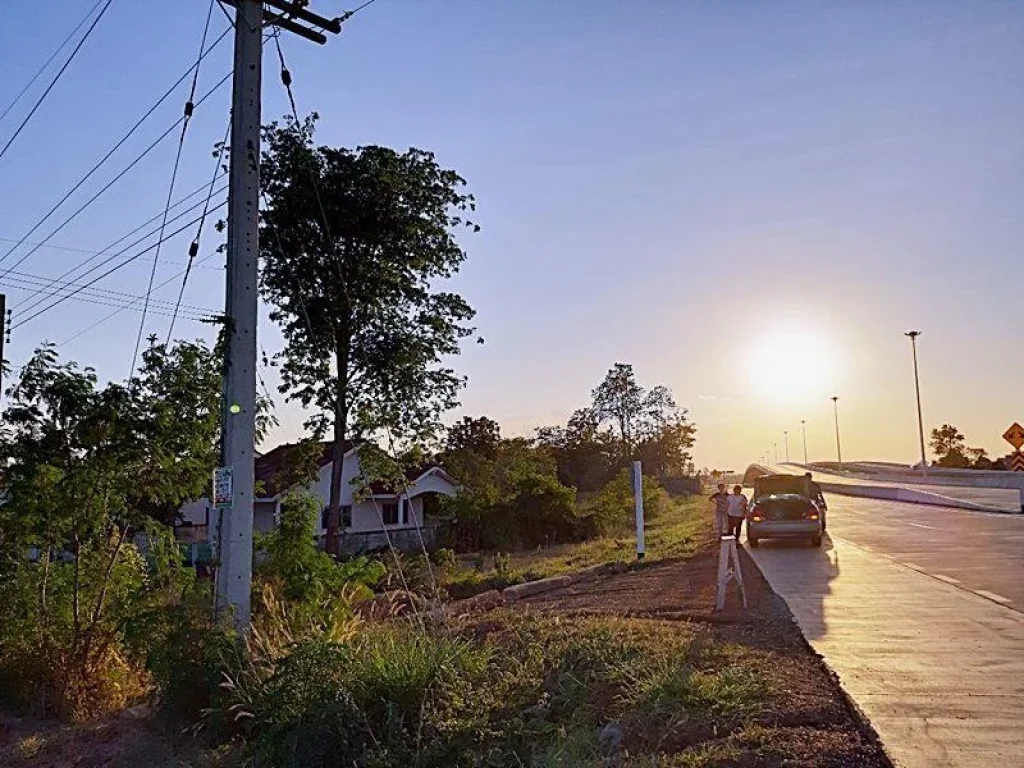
[{"x1": 745, "y1": 463, "x2": 1015, "y2": 514}]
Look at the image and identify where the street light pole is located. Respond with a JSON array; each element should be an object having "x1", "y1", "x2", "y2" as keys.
[
  {"x1": 831, "y1": 396, "x2": 842, "y2": 470},
  {"x1": 800, "y1": 420, "x2": 808, "y2": 464},
  {"x1": 773, "y1": 442, "x2": 778, "y2": 464},
  {"x1": 905, "y1": 331, "x2": 928, "y2": 473},
  {"x1": 783, "y1": 431, "x2": 789, "y2": 462}
]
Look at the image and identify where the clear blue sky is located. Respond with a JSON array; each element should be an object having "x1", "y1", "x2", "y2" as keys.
[{"x1": 1, "y1": 1, "x2": 1022, "y2": 469}]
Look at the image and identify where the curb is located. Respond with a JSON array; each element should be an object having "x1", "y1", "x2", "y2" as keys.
[{"x1": 818, "y1": 480, "x2": 1012, "y2": 515}]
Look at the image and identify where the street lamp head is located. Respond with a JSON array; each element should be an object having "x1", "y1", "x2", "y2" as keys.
[
  {"x1": 905, "y1": 330, "x2": 921, "y2": 339},
  {"x1": 831, "y1": 395, "x2": 838, "y2": 403}
]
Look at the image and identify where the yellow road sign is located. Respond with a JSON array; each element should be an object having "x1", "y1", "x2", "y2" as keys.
[{"x1": 1004, "y1": 423, "x2": 1024, "y2": 450}]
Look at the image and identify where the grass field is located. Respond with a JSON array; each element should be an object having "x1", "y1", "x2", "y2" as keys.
[{"x1": 443, "y1": 495, "x2": 711, "y2": 598}]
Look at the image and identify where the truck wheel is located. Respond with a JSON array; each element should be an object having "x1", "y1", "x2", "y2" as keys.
[{"x1": 810, "y1": 535, "x2": 822, "y2": 548}]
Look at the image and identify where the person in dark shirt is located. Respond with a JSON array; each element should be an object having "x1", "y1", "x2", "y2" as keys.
[
  {"x1": 709, "y1": 482, "x2": 730, "y2": 536},
  {"x1": 804, "y1": 472, "x2": 827, "y2": 531}
]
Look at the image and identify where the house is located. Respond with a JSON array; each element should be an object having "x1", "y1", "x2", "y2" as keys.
[{"x1": 176, "y1": 441, "x2": 459, "y2": 559}]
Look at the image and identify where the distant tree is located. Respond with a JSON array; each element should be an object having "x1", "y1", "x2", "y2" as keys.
[
  {"x1": 590, "y1": 363, "x2": 695, "y2": 472},
  {"x1": 446, "y1": 416, "x2": 501, "y2": 457},
  {"x1": 965, "y1": 447, "x2": 992, "y2": 470},
  {"x1": 536, "y1": 408, "x2": 618, "y2": 492},
  {"x1": 259, "y1": 116, "x2": 479, "y2": 555},
  {"x1": 930, "y1": 424, "x2": 969, "y2": 468}
]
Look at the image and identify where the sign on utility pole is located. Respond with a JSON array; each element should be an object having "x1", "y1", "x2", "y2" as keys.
[{"x1": 214, "y1": 0, "x2": 341, "y2": 631}]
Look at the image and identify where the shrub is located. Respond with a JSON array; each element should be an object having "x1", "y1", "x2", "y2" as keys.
[
  {"x1": 221, "y1": 624, "x2": 491, "y2": 767},
  {"x1": 257, "y1": 490, "x2": 385, "y2": 605},
  {"x1": 0, "y1": 528, "x2": 189, "y2": 720},
  {"x1": 585, "y1": 469, "x2": 667, "y2": 535}
]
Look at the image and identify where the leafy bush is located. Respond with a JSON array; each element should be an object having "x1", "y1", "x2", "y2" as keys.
[
  {"x1": 447, "y1": 465, "x2": 578, "y2": 551},
  {"x1": 256, "y1": 490, "x2": 385, "y2": 616},
  {"x1": 0, "y1": 524, "x2": 197, "y2": 719},
  {"x1": 584, "y1": 469, "x2": 667, "y2": 535}
]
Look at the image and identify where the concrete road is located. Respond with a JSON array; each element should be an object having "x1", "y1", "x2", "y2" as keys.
[{"x1": 746, "y1": 494, "x2": 1024, "y2": 768}]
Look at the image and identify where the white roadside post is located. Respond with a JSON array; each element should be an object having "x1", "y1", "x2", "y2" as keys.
[{"x1": 633, "y1": 460, "x2": 645, "y2": 561}]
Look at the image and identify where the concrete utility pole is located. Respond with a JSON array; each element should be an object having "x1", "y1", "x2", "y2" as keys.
[
  {"x1": 801, "y1": 420, "x2": 808, "y2": 464},
  {"x1": 831, "y1": 396, "x2": 842, "y2": 470},
  {"x1": 215, "y1": 0, "x2": 342, "y2": 631},
  {"x1": 905, "y1": 331, "x2": 928, "y2": 474}
]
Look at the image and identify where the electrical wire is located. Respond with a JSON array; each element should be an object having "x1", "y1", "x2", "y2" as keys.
[
  {"x1": 0, "y1": 24, "x2": 232, "y2": 272},
  {"x1": 0, "y1": 70, "x2": 232, "y2": 282},
  {"x1": 166, "y1": 114, "x2": 231, "y2": 345},
  {"x1": 24, "y1": 184, "x2": 228, "y2": 312},
  {"x1": 0, "y1": 269, "x2": 212, "y2": 316},
  {"x1": 0, "y1": 275, "x2": 210, "y2": 321},
  {"x1": 0, "y1": 0, "x2": 115, "y2": 164},
  {"x1": 58, "y1": 249, "x2": 221, "y2": 347},
  {"x1": 0, "y1": 0, "x2": 107, "y2": 126},
  {"x1": 11, "y1": 201, "x2": 226, "y2": 331},
  {"x1": 131, "y1": 0, "x2": 219, "y2": 379}
]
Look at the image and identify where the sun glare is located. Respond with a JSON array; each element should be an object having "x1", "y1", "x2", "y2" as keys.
[{"x1": 746, "y1": 329, "x2": 835, "y2": 404}]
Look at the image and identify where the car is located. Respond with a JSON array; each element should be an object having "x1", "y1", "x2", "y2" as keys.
[{"x1": 747, "y1": 473, "x2": 824, "y2": 548}]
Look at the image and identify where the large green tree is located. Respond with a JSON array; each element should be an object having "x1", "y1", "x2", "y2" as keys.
[{"x1": 259, "y1": 117, "x2": 478, "y2": 554}]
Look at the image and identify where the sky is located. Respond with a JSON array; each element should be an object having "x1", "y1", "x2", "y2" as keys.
[{"x1": 0, "y1": 0, "x2": 1022, "y2": 471}]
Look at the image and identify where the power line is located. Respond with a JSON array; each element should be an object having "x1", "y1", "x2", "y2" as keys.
[
  {"x1": 0, "y1": 0, "x2": 107, "y2": 126},
  {"x1": 8, "y1": 179, "x2": 227, "y2": 306},
  {"x1": 0, "y1": 24, "x2": 232, "y2": 272},
  {"x1": 11, "y1": 201, "x2": 226, "y2": 331},
  {"x1": 0, "y1": 269, "x2": 213, "y2": 315},
  {"x1": 167, "y1": 115, "x2": 231, "y2": 344},
  {"x1": 0, "y1": 0, "x2": 115, "y2": 164},
  {"x1": 0, "y1": 235, "x2": 222, "y2": 271},
  {"x1": 132, "y1": 0, "x2": 219, "y2": 379},
  {"x1": 0, "y1": 70, "x2": 232, "y2": 282},
  {"x1": 59, "y1": 250, "x2": 222, "y2": 347},
  {"x1": 1, "y1": 275, "x2": 210, "y2": 321},
  {"x1": 22, "y1": 184, "x2": 228, "y2": 313}
]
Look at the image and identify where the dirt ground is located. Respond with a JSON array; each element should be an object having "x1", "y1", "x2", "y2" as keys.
[{"x1": 517, "y1": 542, "x2": 894, "y2": 767}]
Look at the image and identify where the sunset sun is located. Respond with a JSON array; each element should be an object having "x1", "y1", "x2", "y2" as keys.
[{"x1": 747, "y1": 329, "x2": 835, "y2": 404}]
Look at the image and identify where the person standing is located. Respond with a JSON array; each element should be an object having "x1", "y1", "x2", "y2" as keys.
[
  {"x1": 727, "y1": 484, "x2": 748, "y2": 542},
  {"x1": 709, "y1": 482, "x2": 730, "y2": 536},
  {"x1": 804, "y1": 471, "x2": 827, "y2": 531}
]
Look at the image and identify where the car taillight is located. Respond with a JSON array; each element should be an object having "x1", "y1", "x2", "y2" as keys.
[
  {"x1": 750, "y1": 505, "x2": 764, "y2": 522},
  {"x1": 805, "y1": 504, "x2": 819, "y2": 520}
]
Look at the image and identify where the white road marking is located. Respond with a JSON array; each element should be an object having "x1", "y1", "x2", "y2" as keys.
[
  {"x1": 932, "y1": 574, "x2": 961, "y2": 585},
  {"x1": 902, "y1": 562, "x2": 925, "y2": 572},
  {"x1": 974, "y1": 590, "x2": 1013, "y2": 605},
  {"x1": 907, "y1": 522, "x2": 937, "y2": 530}
]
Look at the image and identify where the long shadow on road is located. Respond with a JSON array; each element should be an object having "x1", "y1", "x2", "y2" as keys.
[{"x1": 745, "y1": 534, "x2": 840, "y2": 642}]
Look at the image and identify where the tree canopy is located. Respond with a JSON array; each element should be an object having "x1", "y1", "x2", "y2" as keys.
[{"x1": 258, "y1": 116, "x2": 479, "y2": 553}]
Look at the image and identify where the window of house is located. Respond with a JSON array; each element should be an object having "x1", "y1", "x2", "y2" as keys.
[
  {"x1": 322, "y1": 506, "x2": 353, "y2": 529},
  {"x1": 381, "y1": 501, "x2": 399, "y2": 526},
  {"x1": 401, "y1": 497, "x2": 409, "y2": 525}
]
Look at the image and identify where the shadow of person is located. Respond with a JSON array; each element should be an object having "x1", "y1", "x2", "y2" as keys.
[{"x1": 749, "y1": 533, "x2": 840, "y2": 642}]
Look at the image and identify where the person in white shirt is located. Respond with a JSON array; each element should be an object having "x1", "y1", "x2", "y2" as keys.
[{"x1": 726, "y1": 484, "x2": 748, "y2": 542}]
